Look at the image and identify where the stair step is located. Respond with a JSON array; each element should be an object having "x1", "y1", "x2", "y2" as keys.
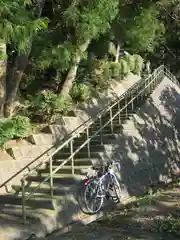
[
  {"x1": 62, "y1": 143, "x2": 105, "y2": 153},
  {"x1": 93, "y1": 114, "x2": 132, "y2": 125},
  {"x1": 90, "y1": 127, "x2": 121, "y2": 135},
  {"x1": 0, "y1": 194, "x2": 56, "y2": 209},
  {"x1": 37, "y1": 165, "x2": 92, "y2": 174},
  {"x1": 4, "y1": 139, "x2": 32, "y2": 149},
  {"x1": 53, "y1": 157, "x2": 98, "y2": 166},
  {"x1": 43, "y1": 124, "x2": 67, "y2": 137},
  {"x1": 89, "y1": 124, "x2": 121, "y2": 131},
  {"x1": 26, "y1": 173, "x2": 82, "y2": 185},
  {"x1": 72, "y1": 139, "x2": 110, "y2": 147},
  {"x1": 6, "y1": 145, "x2": 53, "y2": 160},
  {"x1": 28, "y1": 133, "x2": 57, "y2": 145},
  {"x1": 79, "y1": 132, "x2": 117, "y2": 139},
  {"x1": 12, "y1": 182, "x2": 76, "y2": 196},
  {"x1": 55, "y1": 150, "x2": 102, "y2": 159}
]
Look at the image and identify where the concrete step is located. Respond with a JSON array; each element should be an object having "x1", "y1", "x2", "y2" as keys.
[
  {"x1": 37, "y1": 165, "x2": 92, "y2": 175},
  {"x1": 0, "y1": 194, "x2": 56, "y2": 210},
  {"x1": 53, "y1": 158, "x2": 97, "y2": 166},
  {"x1": 132, "y1": 114, "x2": 146, "y2": 126},
  {"x1": 89, "y1": 123, "x2": 121, "y2": 131},
  {"x1": 54, "y1": 150, "x2": 102, "y2": 159},
  {"x1": 28, "y1": 133, "x2": 57, "y2": 145},
  {"x1": 71, "y1": 138, "x2": 112, "y2": 147},
  {"x1": 61, "y1": 143, "x2": 105, "y2": 153},
  {"x1": 12, "y1": 182, "x2": 76, "y2": 196},
  {"x1": 26, "y1": 173, "x2": 82, "y2": 185},
  {"x1": 89, "y1": 127, "x2": 121, "y2": 135},
  {"x1": 6, "y1": 145, "x2": 54, "y2": 160},
  {"x1": 78, "y1": 132, "x2": 117, "y2": 141},
  {"x1": 43, "y1": 124, "x2": 66, "y2": 137},
  {"x1": 93, "y1": 113, "x2": 132, "y2": 124},
  {"x1": 122, "y1": 124, "x2": 136, "y2": 132},
  {"x1": 4, "y1": 139, "x2": 32, "y2": 149},
  {"x1": 93, "y1": 116, "x2": 132, "y2": 128}
]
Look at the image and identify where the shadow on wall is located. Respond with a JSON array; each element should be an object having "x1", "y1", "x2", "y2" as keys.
[{"x1": 102, "y1": 82, "x2": 180, "y2": 198}]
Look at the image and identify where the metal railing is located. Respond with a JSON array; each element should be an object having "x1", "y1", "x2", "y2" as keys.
[{"x1": 15, "y1": 65, "x2": 178, "y2": 221}]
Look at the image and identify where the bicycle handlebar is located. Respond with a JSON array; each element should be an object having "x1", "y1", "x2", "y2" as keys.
[{"x1": 92, "y1": 161, "x2": 120, "y2": 173}]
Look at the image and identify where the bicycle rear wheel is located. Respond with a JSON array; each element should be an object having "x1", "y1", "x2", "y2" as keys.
[{"x1": 84, "y1": 179, "x2": 104, "y2": 214}]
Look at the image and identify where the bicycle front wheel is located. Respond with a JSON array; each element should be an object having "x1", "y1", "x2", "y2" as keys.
[{"x1": 84, "y1": 179, "x2": 104, "y2": 214}]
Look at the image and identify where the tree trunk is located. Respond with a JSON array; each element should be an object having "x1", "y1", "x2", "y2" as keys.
[
  {"x1": 115, "y1": 44, "x2": 120, "y2": 62},
  {"x1": 0, "y1": 40, "x2": 7, "y2": 117},
  {"x1": 60, "y1": 40, "x2": 90, "y2": 96},
  {"x1": 4, "y1": 0, "x2": 45, "y2": 117},
  {"x1": 4, "y1": 54, "x2": 28, "y2": 117}
]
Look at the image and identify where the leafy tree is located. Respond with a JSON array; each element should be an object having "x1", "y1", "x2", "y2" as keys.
[
  {"x1": 34, "y1": 0, "x2": 119, "y2": 97},
  {"x1": 1, "y1": 0, "x2": 48, "y2": 117},
  {"x1": 114, "y1": 3, "x2": 165, "y2": 55}
]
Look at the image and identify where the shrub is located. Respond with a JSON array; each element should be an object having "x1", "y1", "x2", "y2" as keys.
[
  {"x1": 11, "y1": 116, "x2": 31, "y2": 138},
  {"x1": 119, "y1": 59, "x2": 130, "y2": 77},
  {"x1": 90, "y1": 71, "x2": 109, "y2": 91},
  {"x1": 70, "y1": 83, "x2": 91, "y2": 102},
  {"x1": 132, "y1": 54, "x2": 144, "y2": 75},
  {"x1": 52, "y1": 94, "x2": 73, "y2": 116},
  {"x1": 0, "y1": 116, "x2": 31, "y2": 148},
  {"x1": 29, "y1": 93, "x2": 73, "y2": 122},
  {"x1": 90, "y1": 60, "x2": 110, "y2": 91},
  {"x1": 103, "y1": 63, "x2": 112, "y2": 82},
  {"x1": 109, "y1": 62, "x2": 121, "y2": 80},
  {"x1": 0, "y1": 119, "x2": 14, "y2": 148},
  {"x1": 122, "y1": 54, "x2": 136, "y2": 72}
]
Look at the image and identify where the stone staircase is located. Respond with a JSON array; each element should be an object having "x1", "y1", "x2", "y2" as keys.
[
  {"x1": 0, "y1": 66, "x2": 171, "y2": 238},
  {"x1": 0, "y1": 96, "x2": 148, "y2": 221}
]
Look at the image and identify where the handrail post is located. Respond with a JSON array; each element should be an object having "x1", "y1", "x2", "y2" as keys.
[
  {"x1": 118, "y1": 101, "x2": 121, "y2": 125},
  {"x1": 125, "y1": 96, "x2": 128, "y2": 118},
  {"x1": 152, "y1": 74, "x2": 156, "y2": 90},
  {"x1": 131, "y1": 92, "x2": 134, "y2": 112},
  {"x1": 148, "y1": 77, "x2": 151, "y2": 95},
  {"x1": 21, "y1": 179, "x2": 26, "y2": 223},
  {"x1": 99, "y1": 115, "x2": 103, "y2": 145},
  {"x1": 86, "y1": 127, "x2": 90, "y2": 158},
  {"x1": 50, "y1": 157, "x2": 53, "y2": 197},
  {"x1": 70, "y1": 140, "x2": 74, "y2": 175},
  {"x1": 145, "y1": 76, "x2": 147, "y2": 96},
  {"x1": 110, "y1": 108, "x2": 113, "y2": 133}
]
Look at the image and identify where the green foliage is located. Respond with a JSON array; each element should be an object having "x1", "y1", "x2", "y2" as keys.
[
  {"x1": 127, "y1": 6, "x2": 165, "y2": 53},
  {"x1": 90, "y1": 60, "x2": 110, "y2": 91},
  {"x1": 0, "y1": 0, "x2": 48, "y2": 53},
  {"x1": 122, "y1": 55, "x2": 136, "y2": 72},
  {"x1": 114, "y1": 4, "x2": 165, "y2": 54},
  {"x1": 64, "y1": 0, "x2": 119, "y2": 42},
  {"x1": 119, "y1": 59, "x2": 130, "y2": 77},
  {"x1": 109, "y1": 62, "x2": 121, "y2": 80},
  {"x1": 34, "y1": 0, "x2": 119, "y2": 74},
  {"x1": 11, "y1": 116, "x2": 31, "y2": 138},
  {"x1": 0, "y1": 116, "x2": 31, "y2": 148},
  {"x1": 35, "y1": 43, "x2": 75, "y2": 71},
  {"x1": 153, "y1": 214, "x2": 180, "y2": 237},
  {"x1": 132, "y1": 55, "x2": 144, "y2": 75},
  {"x1": 70, "y1": 83, "x2": 91, "y2": 102},
  {"x1": 103, "y1": 63, "x2": 112, "y2": 82},
  {"x1": 29, "y1": 93, "x2": 73, "y2": 122}
]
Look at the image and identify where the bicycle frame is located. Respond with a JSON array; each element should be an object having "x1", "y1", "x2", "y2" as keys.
[
  {"x1": 96, "y1": 169, "x2": 119, "y2": 197},
  {"x1": 82, "y1": 161, "x2": 120, "y2": 189}
]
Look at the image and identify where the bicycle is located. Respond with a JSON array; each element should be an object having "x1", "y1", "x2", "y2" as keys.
[{"x1": 83, "y1": 161, "x2": 121, "y2": 214}]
